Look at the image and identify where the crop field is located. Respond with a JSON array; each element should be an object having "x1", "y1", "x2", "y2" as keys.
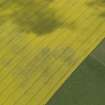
[
  {"x1": 47, "y1": 39, "x2": 105, "y2": 105},
  {"x1": 0, "y1": 0, "x2": 105, "y2": 105}
]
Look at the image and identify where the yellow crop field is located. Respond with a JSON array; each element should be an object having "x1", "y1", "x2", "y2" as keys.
[{"x1": 0, "y1": 0, "x2": 105, "y2": 105}]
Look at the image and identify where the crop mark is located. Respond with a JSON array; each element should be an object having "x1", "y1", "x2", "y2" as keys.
[
  {"x1": 87, "y1": 0, "x2": 105, "y2": 18},
  {"x1": 11, "y1": 0, "x2": 62, "y2": 36},
  {"x1": 0, "y1": 0, "x2": 77, "y2": 36},
  {"x1": 12, "y1": 47, "x2": 76, "y2": 88}
]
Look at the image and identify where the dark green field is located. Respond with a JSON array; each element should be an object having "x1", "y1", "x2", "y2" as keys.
[{"x1": 47, "y1": 39, "x2": 105, "y2": 105}]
